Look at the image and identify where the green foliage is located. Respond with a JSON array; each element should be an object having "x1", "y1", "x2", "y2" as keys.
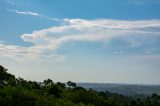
[
  {"x1": 0, "y1": 65, "x2": 160, "y2": 106},
  {"x1": 0, "y1": 86, "x2": 37, "y2": 106},
  {"x1": 67, "y1": 81, "x2": 77, "y2": 88},
  {"x1": 0, "y1": 65, "x2": 15, "y2": 87}
]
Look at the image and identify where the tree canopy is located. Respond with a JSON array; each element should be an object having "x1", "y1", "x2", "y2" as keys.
[{"x1": 0, "y1": 65, "x2": 160, "y2": 106}]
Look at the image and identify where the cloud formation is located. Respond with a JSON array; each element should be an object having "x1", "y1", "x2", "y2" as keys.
[
  {"x1": 1, "y1": 18, "x2": 160, "y2": 60},
  {"x1": 21, "y1": 19, "x2": 160, "y2": 52},
  {"x1": 7, "y1": 8, "x2": 40, "y2": 16},
  {"x1": 7, "y1": 8, "x2": 61, "y2": 21}
]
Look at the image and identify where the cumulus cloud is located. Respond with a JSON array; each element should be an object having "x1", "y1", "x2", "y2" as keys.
[{"x1": 1, "y1": 18, "x2": 160, "y2": 60}]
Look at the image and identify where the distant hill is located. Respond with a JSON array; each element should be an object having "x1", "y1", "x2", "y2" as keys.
[{"x1": 77, "y1": 83, "x2": 160, "y2": 96}]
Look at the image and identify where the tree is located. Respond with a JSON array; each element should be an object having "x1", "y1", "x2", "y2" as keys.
[
  {"x1": 67, "y1": 81, "x2": 77, "y2": 88},
  {"x1": 0, "y1": 65, "x2": 8, "y2": 83},
  {"x1": 48, "y1": 84, "x2": 62, "y2": 98},
  {"x1": 43, "y1": 78, "x2": 53, "y2": 86},
  {"x1": 56, "y1": 82, "x2": 66, "y2": 89},
  {"x1": 0, "y1": 65, "x2": 15, "y2": 87}
]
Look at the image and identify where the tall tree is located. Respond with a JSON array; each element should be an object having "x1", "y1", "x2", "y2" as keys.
[{"x1": 0, "y1": 65, "x2": 15, "y2": 87}]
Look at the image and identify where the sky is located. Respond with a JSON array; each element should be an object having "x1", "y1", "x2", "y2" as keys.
[{"x1": 0, "y1": 0, "x2": 160, "y2": 84}]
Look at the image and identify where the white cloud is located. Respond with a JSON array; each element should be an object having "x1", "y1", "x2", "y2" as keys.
[
  {"x1": 0, "y1": 43, "x2": 65, "y2": 62},
  {"x1": 7, "y1": 8, "x2": 40, "y2": 16},
  {"x1": 7, "y1": 8, "x2": 61, "y2": 21},
  {"x1": 15, "y1": 10, "x2": 39, "y2": 16},
  {"x1": 1, "y1": 18, "x2": 160, "y2": 60},
  {"x1": 21, "y1": 18, "x2": 160, "y2": 51},
  {"x1": 0, "y1": 44, "x2": 37, "y2": 58}
]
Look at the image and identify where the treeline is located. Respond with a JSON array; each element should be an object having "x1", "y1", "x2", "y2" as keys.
[{"x1": 0, "y1": 65, "x2": 160, "y2": 106}]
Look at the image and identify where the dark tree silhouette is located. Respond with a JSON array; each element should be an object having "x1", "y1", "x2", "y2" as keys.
[
  {"x1": 67, "y1": 81, "x2": 77, "y2": 88},
  {"x1": 0, "y1": 65, "x2": 15, "y2": 87},
  {"x1": 43, "y1": 78, "x2": 53, "y2": 86}
]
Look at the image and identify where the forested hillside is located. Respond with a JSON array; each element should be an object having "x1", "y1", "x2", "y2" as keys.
[
  {"x1": 0, "y1": 65, "x2": 160, "y2": 106},
  {"x1": 78, "y1": 83, "x2": 160, "y2": 96}
]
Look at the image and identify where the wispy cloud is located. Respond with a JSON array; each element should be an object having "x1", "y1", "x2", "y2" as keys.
[
  {"x1": 1, "y1": 18, "x2": 160, "y2": 60},
  {"x1": 21, "y1": 18, "x2": 160, "y2": 49},
  {"x1": 7, "y1": 8, "x2": 40, "y2": 16},
  {"x1": 6, "y1": 0, "x2": 16, "y2": 5},
  {"x1": 112, "y1": 51, "x2": 124, "y2": 55},
  {"x1": 0, "y1": 41, "x2": 5, "y2": 43},
  {"x1": 127, "y1": 39, "x2": 142, "y2": 47},
  {"x1": 6, "y1": 8, "x2": 60, "y2": 21},
  {"x1": 15, "y1": 10, "x2": 40, "y2": 16},
  {"x1": 0, "y1": 43, "x2": 65, "y2": 62}
]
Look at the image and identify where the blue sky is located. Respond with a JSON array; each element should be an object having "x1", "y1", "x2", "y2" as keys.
[{"x1": 0, "y1": 0, "x2": 160, "y2": 84}]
